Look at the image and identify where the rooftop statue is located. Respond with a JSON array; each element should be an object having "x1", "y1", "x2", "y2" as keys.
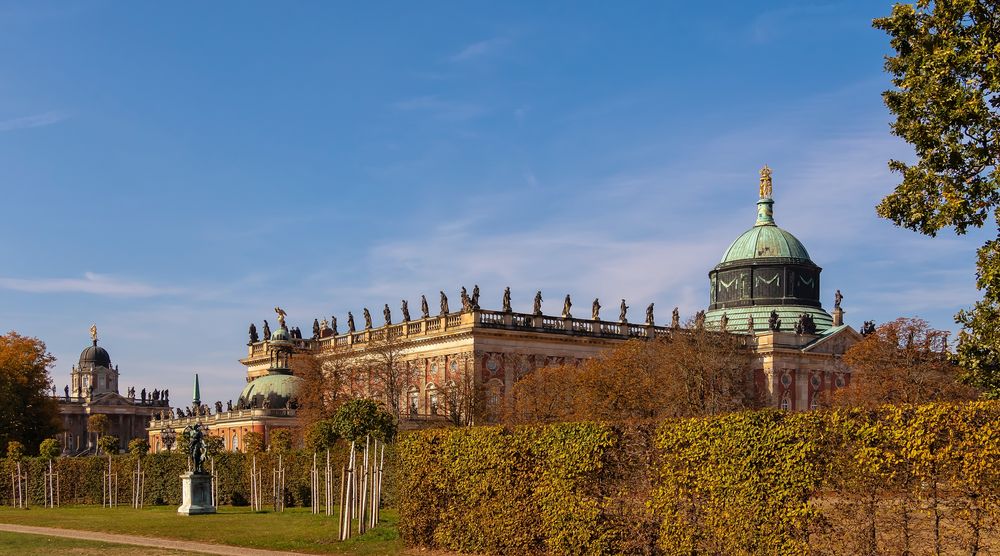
[
  {"x1": 262, "y1": 320, "x2": 271, "y2": 341},
  {"x1": 747, "y1": 313, "x2": 755, "y2": 332},
  {"x1": 720, "y1": 312, "x2": 729, "y2": 332},
  {"x1": 401, "y1": 300, "x2": 411, "y2": 322},
  {"x1": 421, "y1": 295, "x2": 430, "y2": 318},
  {"x1": 383, "y1": 304, "x2": 392, "y2": 325},
  {"x1": 347, "y1": 312, "x2": 356, "y2": 333},
  {"x1": 646, "y1": 303, "x2": 655, "y2": 325},
  {"x1": 274, "y1": 307, "x2": 287, "y2": 329},
  {"x1": 460, "y1": 287, "x2": 471, "y2": 312},
  {"x1": 619, "y1": 299, "x2": 628, "y2": 322},
  {"x1": 695, "y1": 310, "x2": 706, "y2": 329},
  {"x1": 440, "y1": 291, "x2": 449, "y2": 315},
  {"x1": 471, "y1": 285, "x2": 480, "y2": 310},
  {"x1": 768, "y1": 310, "x2": 781, "y2": 331},
  {"x1": 320, "y1": 318, "x2": 330, "y2": 334},
  {"x1": 331, "y1": 316, "x2": 338, "y2": 335},
  {"x1": 861, "y1": 320, "x2": 876, "y2": 336},
  {"x1": 671, "y1": 307, "x2": 680, "y2": 329},
  {"x1": 533, "y1": 291, "x2": 543, "y2": 315},
  {"x1": 759, "y1": 165, "x2": 773, "y2": 198},
  {"x1": 90, "y1": 324, "x2": 98, "y2": 342},
  {"x1": 248, "y1": 323, "x2": 259, "y2": 344},
  {"x1": 562, "y1": 294, "x2": 572, "y2": 318},
  {"x1": 312, "y1": 319, "x2": 320, "y2": 339},
  {"x1": 363, "y1": 308, "x2": 373, "y2": 330},
  {"x1": 834, "y1": 289, "x2": 843, "y2": 309},
  {"x1": 592, "y1": 298, "x2": 601, "y2": 320},
  {"x1": 502, "y1": 287, "x2": 512, "y2": 313}
]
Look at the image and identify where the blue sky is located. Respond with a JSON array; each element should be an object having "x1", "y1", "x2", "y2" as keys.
[{"x1": 0, "y1": 1, "x2": 988, "y2": 405}]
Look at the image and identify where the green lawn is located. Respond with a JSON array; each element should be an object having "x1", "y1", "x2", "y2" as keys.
[
  {"x1": 0, "y1": 505, "x2": 403, "y2": 555},
  {"x1": 0, "y1": 531, "x2": 202, "y2": 555}
]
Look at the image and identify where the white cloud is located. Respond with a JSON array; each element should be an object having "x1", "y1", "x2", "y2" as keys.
[
  {"x1": 391, "y1": 95, "x2": 484, "y2": 121},
  {"x1": 0, "y1": 111, "x2": 66, "y2": 132},
  {"x1": 0, "y1": 272, "x2": 179, "y2": 297},
  {"x1": 449, "y1": 37, "x2": 509, "y2": 62}
]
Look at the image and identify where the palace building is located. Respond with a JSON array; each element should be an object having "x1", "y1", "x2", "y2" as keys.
[
  {"x1": 149, "y1": 168, "x2": 862, "y2": 450},
  {"x1": 55, "y1": 327, "x2": 169, "y2": 454}
]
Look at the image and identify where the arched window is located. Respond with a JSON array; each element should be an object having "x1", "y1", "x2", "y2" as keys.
[
  {"x1": 780, "y1": 397, "x2": 791, "y2": 411},
  {"x1": 427, "y1": 383, "x2": 439, "y2": 415},
  {"x1": 809, "y1": 397, "x2": 819, "y2": 410},
  {"x1": 407, "y1": 387, "x2": 419, "y2": 417}
]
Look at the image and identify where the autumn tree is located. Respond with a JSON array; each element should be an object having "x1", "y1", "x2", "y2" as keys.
[
  {"x1": 834, "y1": 318, "x2": 978, "y2": 407},
  {"x1": 87, "y1": 414, "x2": 109, "y2": 441},
  {"x1": 505, "y1": 363, "x2": 583, "y2": 424},
  {"x1": 873, "y1": 2, "x2": 1000, "y2": 394},
  {"x1": 292, "y1": 352, "x2": 349, "y2": 443},
  {"x1": 506, "y1": 329, "x2": 756, "y2": 424},
  {"x1": 0, "y1": 331, "x2": 61, "y2": 454}
]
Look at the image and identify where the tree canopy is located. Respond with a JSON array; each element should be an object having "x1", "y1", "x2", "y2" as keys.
[
  {"x1": 873, "y1": 1, "x2": 1000, "y2": 394},
  {"x1": 0, "y1": 332, "x2": 61, "y2": 454},
  {"x1": 505, "y1": 329, "x2": 756, "y2": 425},
  {"x1": 834, "y1": 317, "x2": 978, "y2": 407}
]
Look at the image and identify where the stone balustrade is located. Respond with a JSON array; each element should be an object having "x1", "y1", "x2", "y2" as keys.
[
  {"x1": 245, "y1": 309, "x2": 698, "y2": 358},
  {"x1": 150, "y1": 408, "x2": 297, "y2": 427}
]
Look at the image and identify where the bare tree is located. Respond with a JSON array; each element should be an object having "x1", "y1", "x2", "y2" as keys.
[
  {"x1": 444, "y1": 364, "x2": 482, "y2": 427},
  {"x1": 362, "y1": 334, "x2": 415, "y2": 420},
  {"x1": 293, "y1": 353, "x2": 350, "y2": 441}
]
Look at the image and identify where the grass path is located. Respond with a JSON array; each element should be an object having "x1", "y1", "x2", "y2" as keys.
[
  {"x1": 0, "y1": 525, "x2": 278, "y2": 555},
  {"x1": 0, "y1": 530, "x2": 204, "y2": 555},
  {"x1": 0, "y1": 505, "x2": 403, "y2": 555}
]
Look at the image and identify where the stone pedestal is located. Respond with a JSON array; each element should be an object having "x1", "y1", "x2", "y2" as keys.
[{"x1": 178, "y1": 472, "x2": 216, "y2": 515}]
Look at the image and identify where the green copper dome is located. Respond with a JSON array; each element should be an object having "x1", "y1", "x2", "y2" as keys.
[
  {"x1": 720, "y1": 221, "x2": 811, "y2": 263},
  {"x1": 238, "y1": 371, "x2": 302, "y2": 409}
]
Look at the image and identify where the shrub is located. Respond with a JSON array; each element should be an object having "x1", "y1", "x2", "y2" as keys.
[
  {"x1": 269, "y1": 429, "x2": 292, "y2": 454},
  {"x1": 38, "y1": 438, "x2": 61, "y2": 460},
  {"x1": 396, "y1": 401, "x2": 1000, "y2": 555},
  {"x1": 128, "y1": 438, "x2": 149, "y2": 457},
  {"x1": 305, "y1": 419, "x2": 339, "y2": 452},
  {"x1": 97, "y1": 435, "x2": 120, "y2": 455},
  {"x1": 5, "y1": 441, "x2": 25, "y2": 461},
  {"x1": 243, "y1": 432, "x2": 264, "y2": 454},
  {"x1": 204, "y1": 435, "x2": 224, "y2": 456}
]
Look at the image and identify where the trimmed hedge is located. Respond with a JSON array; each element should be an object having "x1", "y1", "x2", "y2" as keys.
[
  {"x1": 397, "y1": 402, "x2": 1000, "y2": 555},
  {"x1": 0, "y1": 448, "x2": 348, "y2": 508}
]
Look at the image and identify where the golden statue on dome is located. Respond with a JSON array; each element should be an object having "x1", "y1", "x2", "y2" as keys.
[
  {"x1": 759, "y1": 165, "x2": 773, "y2": 198},
  {"x1": 89, "y1": 324, "x2": 98, "y2": 342},
  {"x1": 274, "y1": 307, "x2": 287, "y2": 328}
]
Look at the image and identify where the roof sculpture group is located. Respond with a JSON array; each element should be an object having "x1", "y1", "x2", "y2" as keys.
[
  {"x1": 244, "y1": 286, "x2": 755, "y2": 346},
  {"x1": 246, "y1": 286, "x2": 865, "y2": 345}
]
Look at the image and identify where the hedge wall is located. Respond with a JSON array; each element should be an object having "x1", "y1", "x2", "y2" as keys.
[
  {"x1": 396, "y1": 402, "x2": 1000, "y2": 555},
  {"x1": 0, "y1": 448, "x2": 349, "y2": 508}
]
